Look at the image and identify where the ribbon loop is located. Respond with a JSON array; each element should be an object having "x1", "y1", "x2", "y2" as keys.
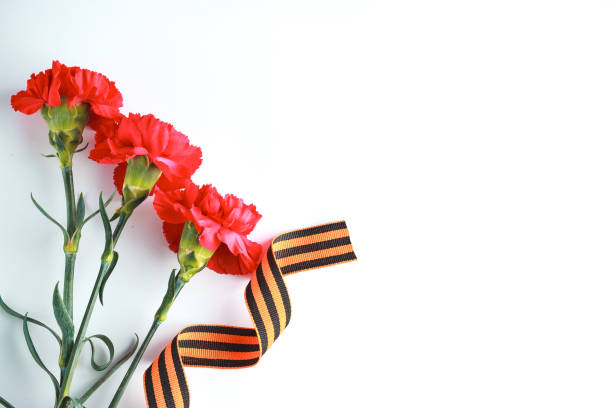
[{"x1": 144, "y1": 221, "x2": 356, "y2": 408}]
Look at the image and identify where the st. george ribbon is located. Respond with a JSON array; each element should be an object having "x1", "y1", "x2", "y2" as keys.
[{"x1": 144, "y1": 221, "x2": 357, "y2": 408}]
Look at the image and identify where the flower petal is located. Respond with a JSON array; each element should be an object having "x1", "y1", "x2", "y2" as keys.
[
  {"x1": 162, "y1": 222, "x2": 184, "y2": 253},
  {"x1": 208, "y1": 238, "x2": 262, "y2": 275}
]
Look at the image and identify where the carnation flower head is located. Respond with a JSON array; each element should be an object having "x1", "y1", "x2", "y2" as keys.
[
  {"x1": 90, "y1": 113, "x2": 202, "y2": 187},
  {"x1": 11, "y1": 60, "x2": 123, "y2": 120},
  {"x1": 153, "y1": 181, "x2": 263, "y2": 276},
  {"x1": 89, "y1": 113, "x2": 202, "y2": 217},
  {"x1": 10, "y1": 60, "x2": 123, "y2": 166}
]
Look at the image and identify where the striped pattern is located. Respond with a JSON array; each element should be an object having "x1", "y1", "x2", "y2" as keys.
[{"x1": 144, "y1": 221, "x2": 356, "y2": 408}]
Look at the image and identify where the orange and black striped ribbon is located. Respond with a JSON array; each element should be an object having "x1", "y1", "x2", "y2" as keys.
[{"x1": 144, "y1": 221, "x2": 357, "y2": 408}]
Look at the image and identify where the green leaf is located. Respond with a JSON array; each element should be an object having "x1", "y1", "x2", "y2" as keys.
[
  {"x1": 79, "y1": 333, "x2": 139, "y2": 403},
  {"x1": 155, "y1": 269, "x2": 179, "y2": 321},
  {"x1": 52, "y1": 283, "x2": 75, "y2": 368},
  {"x1": 41, "y1": 152, "x2": 58, "y2": 158},
  {"x1": 31, "y1": 193, "x2": 70, "y2": 242},
  {"x1": 167, "y1": 269, "x2": 177, "y2": 298},
  {"x1": 0, "y1": 395, "x2": 16, "y2": 408},
  {"x1": 85, "y1": 334, "x2": 115, "y2": 371},
  {"x1": 0, "y1": 293, "x2": 61, "y2": 344},
  {"x1": 22, "y1": 314, "x2": 60, "y2": 402},
  {"x1": 81, "y1": 192, "x2": 115, "y2": 226},
  {"x1": 98, "y1": 251, "x2": 119, "y2": 305},
  {"x1": 99, "y1": 193, "x2": 113, "y2": 257},
  {"x1": 75, "y1": 193, "x2": 85, "y2": 226}
]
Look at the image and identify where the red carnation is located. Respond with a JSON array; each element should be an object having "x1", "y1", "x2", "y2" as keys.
[
  {"x1": 154, "y1": 181, "x2": 263, "y2": 275},
  {"x1": 11, "y1": 60, "x2": 122, "y2": 120},
  {"x1": 10, "y1": 65, "x2": 60, "y2": 114},
  {"x1": 89, "y1": 113, "x2": 202, "y2": 191}
]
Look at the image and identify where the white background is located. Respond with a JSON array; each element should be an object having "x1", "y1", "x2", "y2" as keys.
[{"x1": 0, "y1": 1, "x2": 611, "y2": 407}]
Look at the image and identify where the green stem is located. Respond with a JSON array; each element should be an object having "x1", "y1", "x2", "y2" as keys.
[
  {"x1": 107, "y1": 320, "x2": 161, "y2": 408},
  {"x1": 108, "y1": 277, "x2": 187, "y2": 408},
  {"x1": 63, "y1": 253, "x2": 76, "y2": 320},
  {"x1": 56, "y1": 216, "x2": 131, "y2": 406},
  {"x1": 61, "y1": 165, "x2": 77, "y2": 320},
  {"x1": 61, "y1": 165, "x2": 77, "y2": 236},
  {"x1": 0, "y1": 396, "x2": 15, "y2": 408},
  {"x1": 56, "y1": 262, "x2": 109, "y2": 407},
  {"x1": 113, "y1": 213, "x2": 129, "y2": 244}
]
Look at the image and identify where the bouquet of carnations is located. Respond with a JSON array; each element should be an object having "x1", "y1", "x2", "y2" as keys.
[{"x1": 0, "y1": 61, "x2": 356, "y2": 408}]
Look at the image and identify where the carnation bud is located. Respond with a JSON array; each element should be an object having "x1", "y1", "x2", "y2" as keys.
[
  {"x1": 177, "y1": 221, "x2": 215, "y2": 281},
  {"x1": 40, "y1": 98, "x2": 89, "y2": 167},
  {"x1": 120, "y1": 155, "x2": 162, "y2": 216}
]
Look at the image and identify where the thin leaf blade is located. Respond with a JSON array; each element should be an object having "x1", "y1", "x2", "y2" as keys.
[
  {"x1": 79, "y1": 333, "x2": 139, "y2": 403},
  {"x1": 75, "y1": 193, "x2": 85, "y2": 226},
  {"x1": 52, "y1": 283, "x2": 75, "y2": 368},
  {"x1": 0, "y1": 396, "x2": 16, "y2": 408},
  {"x1": 22, "y1": 314, "x2": 60, "y2": 401},
  {"x1": 99, "y1": 251, "x2": 119, "y2": 305},
  {"x1": 85, "y1": 334, "x2": 115, "y2": 371},
  {"x1": 30, "y1": 194, "x2": 69, "y2": 242},
  {"x1": 99, "y1": 193, "x2": 112, "y2": 249},
  {"x1": 81, "y1": 192, "x2": 115, "y2": 226},
  {"x1": 0, "y1": 293, "x2": 61, "y2": 344}
]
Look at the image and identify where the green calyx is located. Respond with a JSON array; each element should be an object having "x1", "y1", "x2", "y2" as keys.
[
  {"x1": 177, "y1": 221, "x2": 215, "y2": 282},
  {"x1": 119, "y1": 155, "x2": 162, "y2": 217},
  {"x1": 153, "y1": 223, "x2": 212, "y2": 322},
  {"x1": 41, "y1": 98, "x2": 89, "y2": 167}
]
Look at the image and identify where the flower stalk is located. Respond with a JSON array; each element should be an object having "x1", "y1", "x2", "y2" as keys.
[
  {"x1": 50, "y1": 96, "x2": 88, "y2": 321},
  {"x1": 0, "y1": 396, "x2": 15, "y2": 408},
  {"x1": 58, "y1": 153, "x2": 167, "y2": 402},
  {"x1": 107, "y1": 319, "x2": 161, "y2": 408},
  {"x1": 61, "y1": 165, "x2": 78, "y2": 320},
  {"x1": 61, "y1": 165, "x2": 77, "y2": 236},
  {"x1": 62, "y1": 253, "x2": 76, "y2": 325},
  {"x1": 112, "y1": 212, "x2": 130, "y2": 243},
  {"x1": 108, "y1": 222, "x2": 213, "y2": 407},
  {"x1": 56, "y1": 262, "x2": 109, "y2": 406},
  {"x1": 107, "y1": 274, "x2": 187, "y2": 408},
  {"x1": 56, "y1": 197, "x2": 133, "y2": 406}
]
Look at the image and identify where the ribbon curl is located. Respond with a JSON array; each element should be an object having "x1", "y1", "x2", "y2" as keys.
[{"x1": 144, "y1": 221, "x2": 357, "y2": 408}]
